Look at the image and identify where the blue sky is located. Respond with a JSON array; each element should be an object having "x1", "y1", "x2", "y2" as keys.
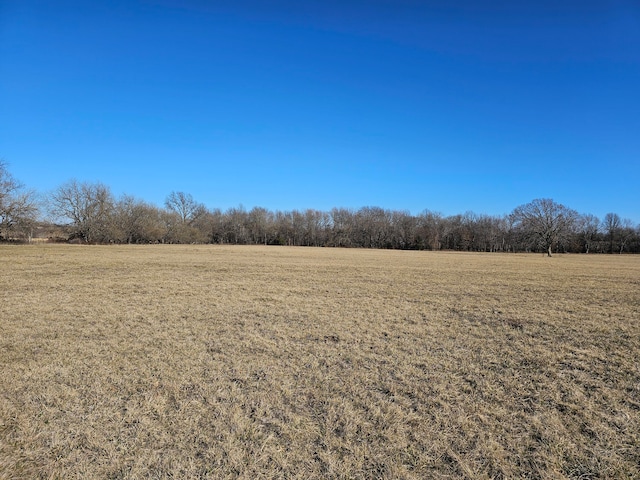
[{"x1": 1, "y1": 0, "x2": 639, "y2": 222}]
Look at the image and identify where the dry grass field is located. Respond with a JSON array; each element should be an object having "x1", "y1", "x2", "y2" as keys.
[{"x1": 1, "y1": 245, "x2": 639, "y2": 479}]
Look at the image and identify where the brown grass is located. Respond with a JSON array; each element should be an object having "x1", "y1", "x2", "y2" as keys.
[{"x1": 1, "y1": 245, "x2": 639, "y2": 479}]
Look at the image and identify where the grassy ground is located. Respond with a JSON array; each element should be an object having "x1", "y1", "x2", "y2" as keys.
[{"x1": 1, "y1": 245, "x2": 639, "y2": 479}]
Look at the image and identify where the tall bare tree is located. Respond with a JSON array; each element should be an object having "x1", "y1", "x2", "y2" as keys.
[
  {"x1": 165, "y1": 191, "x2": 206, "y2": 225},
  {"x1": 511, "y1": 198, "x2": 577, "y2": 257},
  {"x1": 0, "y1": 161, "x2": 38, "y2": 241}
]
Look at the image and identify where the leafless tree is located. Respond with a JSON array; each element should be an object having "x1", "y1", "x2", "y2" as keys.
[
  {"x1": 247, "y1": 207, "x2": 273, "y2": 245},
  {"x1": 224, "y1": 206, "x2": 249, "y2": 244},
  {"x1": 511, "y1": 198, "x2": 578, "y2": 257},
  {"x1": 112, "y1": 195, "x2": 164, "y2": 243},
  {"x1": 164, "y1": 191, "x2": 206, "y2": 225},
  {"x1": 273, "y1": 210, "x2": 295, "y2": 246},
  {"x1": 0, "y1": 161, "x2": 39, "y2": 241},
  {"x1": 416, "y1": 210, "x2": 443, "y2": 250},
  {"x1": 603, "y1": 213, "x2": 622, "y2": 254},
  {"x1": 197, "y1": 208, "x2": 225, "y2": 244},
  {"x1": 478, "y1": 215, "x2": 500, "y2": 252},
  {"x1": 355, "y1": 207, "x2": 391, "y2": 248},
  {"x1": 49, "y1": 180, "x2": 114, "y2": 243},
  {"x1": 329, "y1": 208, "x2": 355, "y2": 247},
  {"x1": 302, "y1": 209, "x2": 329, "y2": 247},
  {"x1": 577, "y1": 214, "x2": 600, "y2": 254},
  {"x1": 618, "y1": 218, "x2": 635, "y2": 254}
]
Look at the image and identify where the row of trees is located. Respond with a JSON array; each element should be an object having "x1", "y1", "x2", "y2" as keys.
[{"x1": 1, "y1": 162, "x2": 639, "y2": 254}]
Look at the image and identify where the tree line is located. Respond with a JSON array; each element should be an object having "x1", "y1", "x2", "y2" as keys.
[{"x1": 1, "y1": 162, "x2": 639, "y2": 254}]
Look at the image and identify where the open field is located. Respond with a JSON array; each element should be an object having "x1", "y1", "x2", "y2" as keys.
[{"x1": 1, "y1": 245, "x2": 639, "y2": 479}]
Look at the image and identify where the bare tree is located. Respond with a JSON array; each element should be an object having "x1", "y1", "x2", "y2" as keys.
[
  {"x1": 511, "y1": 198, "x2": 578, "y2": 257},
  {"x1": 356, "y1": 207, "x2": 391, "y2": 248},
  {"x1": 247, "y1": 207, "x2": 273, "y2": 245},
  {"x1": 389, "y1": 210, "x2": 416, "y2": 249},
  {"x1": 197, "y1": 208, "x2": 225, "y2": 244},
  {"x1": 441, "y1": 214, "x2": 464, "y2": 250},
  {"x1": 329, "y1": 208, "x2": 355, "y2": 247},
  {"x1": 49, "y1": 180, "x2": 114, "y2": 243},
  {"x1": 165, "y1": 191, "x2": 206, "y2": 225},
  {"x1": 618, "y1": 218, "x2": 635, "y2": 254},
  {"x1": 112, "y1": 195, "x2": 164, "y2": 244},
  {"x1": 0, "y1": 161, "x2": 38, "y2": 241},
  {"x1": 224, "y1": 206, "x2": 249, "y2": 244},
  {"x1": 273, "y1": 210, "x2": 294, "y2": 246},
  {"x1": 603, "y1": 213, "x2": 621, "y2": 254},
  {"x1": 416, "y1": 210, "x2": 443, "y2": 250},
  {"x1": 577, "y1": 214, "x2": 600, "y2": 254}
]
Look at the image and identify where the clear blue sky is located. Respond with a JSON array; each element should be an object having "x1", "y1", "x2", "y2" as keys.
[{"x1": 1, "y1": 0, "x2": 639, "y2": 222}]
